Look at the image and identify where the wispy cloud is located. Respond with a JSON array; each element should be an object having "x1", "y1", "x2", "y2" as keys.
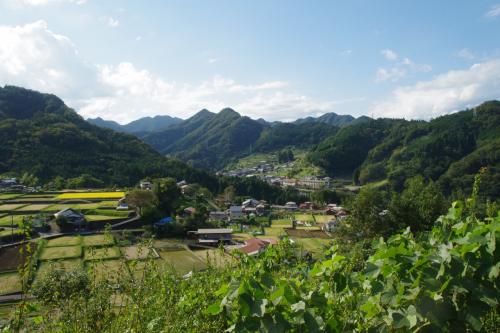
[
  {"x1": 373, "y1": 59, "x2": 500, "y2": 119},
  {"x1": 381, "y1": 49, "x2": 398, "y2": 61},
  {"x1": 376, "y1": 50, "x2": 431, "y2": 82},
  {"x1": 485, "y1": 4, "x2": 500, "y2": 17},
  {"x1": 3, "y1": 0, "x2": 86, "y2": 6},
  {"x1": 106, "y1": 17, "x2": 119, "y2": 28},
  {"x1": 208, "y1": 58, "x2": 218, "y2": 64},
  {"x1": 457, "y1": 48, "x2": 475, "y2": 60}
]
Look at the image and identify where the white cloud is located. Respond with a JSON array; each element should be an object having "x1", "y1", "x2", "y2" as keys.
[
  {"x1": 485, "y1": 4, "x2": 500, "y2": 17},
  {"x1": 381, "y1": 49, "x2": 398, "y2": 61},
  {"x1": 457, "y1": 48, "x2": 475, "y2": 60},
  {"x1": 376, "y1": 51, "x2": 431, "y2": 82},
  {"x1": 0, "y1": 20, "x2": 96, "y2": 98},
  {"x1": 0, "y1": 20, "x2": 358, "y2": 123},
  {"x1": 3, "y1": 0, "x2": 86, "y2": 6},
  {"x1": 208, "y1": 58, "x2": 218, "y2": 64},
  {"x1": 373, "y1": 59, "x2": 500, "y2": 119},
  {"x1": 135, "y1": 35, "x2": 142, "y2": 41},
  {"x1": 106, "y1": 17, "x2": 119, "y2": 28},
  {"x1": 340, "y1": 49, "x2": 352, "y2": 56},
  {"x1": 376, "y1": 67, "x2": 406, "y2": 82}
]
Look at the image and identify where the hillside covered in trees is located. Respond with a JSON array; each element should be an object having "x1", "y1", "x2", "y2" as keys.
[
  {"x1": 308, "y1": 101, "x2": 500, "y2": 198},
  {"x1": 0, "y1": 86, "x2": 216, "y2": 188}
]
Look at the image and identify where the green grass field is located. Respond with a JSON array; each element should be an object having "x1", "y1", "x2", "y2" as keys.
[
  {"x1": 82, "y1": 234, "x2": 115, "y2": 247},
  {"x1": 313, "y1": 215, "x2": 333, "y2": 223},
  {"x1": 0, "y1": 194, "x2": 22, "y2": 200},
  {"x1": 57, "y1": 192, "x2": 125, "y2": 200},
  {"x1": 0, "y1": 204, "x2": 26, "y2": 211},
  {"x1": 263, "y1": 227, "x2": 286, "y2": 238},
  {"x1": 294, "y1": 214, "x2": 315, "y2": 222},
  {"x1": 46, "y1": 236, "x2": 81, "y2": 247},
  {"x1": 0, "y1": 215, "x2": 29, "y2": 226},
  {"x1": 36, "y1": 259, "x2": 82, "y2": 279},
  {"x1": 158, "y1": 249, "x2": 206, "y2": 274},
  {"x1": 87, "y1": 259, "x2": 129, "y2": 283},
  {"x1": 293, "y1": 238, "x2": 333, "y2": 256},
  {"x1": 39, "y1": 246, "x2": 82, "y2": 261},
  {"x1": 84, "y1": 246, "x2": 122, "y2": 261},
  {"x1": 0, "y1": 272, "x2": 22, "y2": 295},
  {"x1": 85, "y1": 215, "x2": 125, "y2": 222},
  {"x1": 0, "y1": 228, "x2": 23, "y2": 238},
  {"x1": 16, "y1": 204, "x2": 51, "y2": 211},
  {"x1": 272, "y1": 219, "x2": 292, "y2": 227},
  {"x1": 122, "y1": 246, "x2": 158, "y2": 260},
  {"x1": 191, "y1": 249, "x2": 234, "y2": 269}
]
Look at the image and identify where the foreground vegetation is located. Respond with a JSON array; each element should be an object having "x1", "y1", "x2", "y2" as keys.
[{"x1": 2, "y1": 177, "x2": 498, "y2": 332}]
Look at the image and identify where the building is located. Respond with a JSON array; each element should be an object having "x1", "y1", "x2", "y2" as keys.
[
  {"x1": 297, "y1": 176, "x2": 331, "y2": 190},
  {"x1": 299, "y1": 202, "x2": 314, "y2": 210},
  {"x1": 285, "y1": 202, "x2": 298, "y2": 210},
  {"x1": 238, "y1": 238, "x2": 277, "y2": 256},
  {"x1": 209, "y1": 211, "x2": 229, "y2": 221},
  {"x1": 242, "y1": 198, "x2": 259, "y2": 208},
  {"x1": 322, "y1": 220, "x2": 339, "y2": 232},
  {"x1": 54, "y1": 208, "x2": 86, "y2": 225},
  {"x1": 140, "y1": 181, "x2": 152, "y2": 190},
  {"x1": 116, "y1": 198, "x2": 129, "y2": 211},
  {"x1": 189, "y1": 228, "x2": 233, "y2": 245},
  {"x1": 229, "y1": 206, "x2": 244, "y2": 221}
]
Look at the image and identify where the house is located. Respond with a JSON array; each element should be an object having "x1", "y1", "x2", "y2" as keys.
[
  {"x1": 255, "y1": 204, "x2": 267, "y2": 216},
  {"x1": 188, "y1": 228, "x2": 233, "y2": 245},
  {"x1": 242, "y1": 198, "x2": 259, "y2": 208},
  {"x1": 322, "y1": 220, "x2": 339, "y2": 232},
  {"x1": 229, "y1": 206, "x2": 244, "y2": 221},
  {"x1": 0, "y1": 178, "x2": 17, "y2": 188},
  {"x1": 140, "y1": 181, "x2": 152, "y2": 190},
  {"x1": 183, "y1": 207, "x2": 196, "y2": 216},
  {"x1": 54, "y1": 208, "x2": 86, "y2": 225},
  {"x1": 285, "y1": 202, "x2": 298, "y2": 210},
  {"x1": 239, "y1": 238, "x2": 277, "y2": 256},
  {"x1": 299, "y1": 202, "x2": 314, "y2": 210},
  {"x1": 209, "y1": 211, "x2": 229, "y2": 221},
  {"x1": 282, "y1": 178, "x2": 297, "y2": 187},
  {"x1": 116, "y1": 198, "x2": 129, "y2": 211},
  {"x1": 177, "y1": 180, "x2": 188, "y2": 187}
]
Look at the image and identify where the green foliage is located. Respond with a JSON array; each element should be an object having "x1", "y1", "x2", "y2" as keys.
[
  {"x1": 277, "y1": 148, "x2": 294, "y2": 163},
  {"x1": 126, "y1": 189, "x2": 155, "y2": 214},
  {"x1": 0, "y1": 86, "x2": 219, "y2": 189},
  {"x1": 153, "y1": 178, "x2": 181, "y2": 215}
]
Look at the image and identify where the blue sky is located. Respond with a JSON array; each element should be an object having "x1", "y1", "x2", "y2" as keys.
[{"x1": 0, "y1": 0, "x2": 499, "y2": 123}]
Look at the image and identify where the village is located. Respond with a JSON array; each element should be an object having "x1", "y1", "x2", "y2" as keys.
[{"x1": 0, "y1": 175, "x2": 349, "y2": 315}]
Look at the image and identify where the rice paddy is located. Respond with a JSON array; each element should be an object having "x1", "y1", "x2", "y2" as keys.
[
  {"x1": 84, "y1": 246, "x2": 122, "y2": 261},
  {"x1": 57, "y1": 192, "x2": 125, "y2": 200},
  {"x1": 39, "y1": 246, "x2": 82, "y2": 261},
  {"x1": 82, "y1": 234, "x2": 115, "y2": 247}
]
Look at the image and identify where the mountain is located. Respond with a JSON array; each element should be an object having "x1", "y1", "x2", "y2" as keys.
[
  {"x1": 308, "y1": 102, "x2": 500, "y2": 198},
  {"x1": 0, "y1": 86, "x2": 216, "y2": 188},
  {"x1": 143, "y1": 108, "x2": 341, "y2": 169},
  {"x1": 87, "y1": 115, "x2": 182, "y2": 135},
  {"x1": 294, "y1": 112, "x2": 359, "y2": 127}
]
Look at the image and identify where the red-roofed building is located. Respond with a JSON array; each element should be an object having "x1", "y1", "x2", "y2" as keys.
[{"x1": 238, "y1": 238, "x2": 277, "y2": 256}]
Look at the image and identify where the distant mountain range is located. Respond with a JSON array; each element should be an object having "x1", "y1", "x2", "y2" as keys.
[{"x1": 87, "y1": 115, "x2": 183, "y2": 135}]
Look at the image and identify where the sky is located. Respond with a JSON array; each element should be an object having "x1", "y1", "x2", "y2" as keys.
[{"x1": 0, "y1": 0, "x2": 499, "y2": 124}]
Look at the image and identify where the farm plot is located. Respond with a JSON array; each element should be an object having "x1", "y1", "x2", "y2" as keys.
[
  {"x1": 57, "y1": 192, "x2": 125, "y2": 200},
  {"x1": 158, "y1": 249, "x2": 207, "y2": 274},
  {"x1": 294, "y1": 214, "x2": 315, "y2": 222},
  {"x1": 122, "y1": 246, "x2": 159, "y2": 260},
  {"x1": 263, "y1": 227, "x2": 286, "y2": 238},
  {"x1": 84, "y1": 246, "x2": 122, "y2": 261},
  {"x1": 127, "y1": 259, "x2": 167, "y2": 280},
  {"x1": 0, "y1": 244, "x2": 36, "y2": 272},
  {"x1": 0, "y1": 194, "x2": 22, "y2": 200},
  {"x1": 0, "y1": 228, "x2": 23, "y2": 238},
  {"x1": 46, "y1": 236, "x2": 81, "y2": 247},
  {"x1": 293, "y1": 238, "x2": 333, "y2": 255},
  {"x1": 82, "y1": 234, "x2": 115, "y2": 247},
  {"x1": 42, "y1": 204, "x2": 71, "y2": 212},
  {"x1": 313, "y1": 215, "x2": 333, "y2": 223},
  {"x1": 0, "y1": 272, "x2": 22, "y2": 295},
  {"x1": 17, "y1": 204, "x2": 51, "y2": 212},
  {"x1": 87, "y1": 260, "x2": 129, "y2": 283},
  {"x1": 39, "y1": 246, "x2": 82, "y2": 261},
  {"x1": 36, "y1": 259, "x2": 82, "y2": 278},
  {"x1": 271, "y1": 219, "x2": 292, "y2": 227},
  {"x1": 0, "y1": 215, "x2": 33, "y2": 227},
  {"x1": 0, "y1": 204, "x2": 26, "y2": 212},
  {"x1": 191, "y1": 249, "x2": 234, "y2": 269},
  {"x1": 85, "y1": 215, "x2": 125, "y2": 222}
]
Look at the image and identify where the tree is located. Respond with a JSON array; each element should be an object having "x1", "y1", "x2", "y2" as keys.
[
  {"x1": 389, "y1": 176, "x2": 448, "y2": 232},
  {"x1": 153, "y1": 178, "x2": 181, "y2": 215},
  {"x1": 20, "y1": 172, "x2": 39, "y2": 187},
  {"x1": 223, "y1": 186, "x2": 236, "y2": 203},
  {"x1": 126, "y1": 190, "x2": 155, "y2": 215}
]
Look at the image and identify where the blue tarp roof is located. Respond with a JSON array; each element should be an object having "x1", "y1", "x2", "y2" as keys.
[{"x1": 155, "y1": 216, "x2": 175, "y2": 226}]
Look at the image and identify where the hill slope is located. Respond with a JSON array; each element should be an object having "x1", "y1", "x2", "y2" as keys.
[
  {"x1": 308, "y1": 102, "x2": 500, "y2": 197},
  {"x1": 0, "y1": 86, "x2": 215, "y2": 187}
]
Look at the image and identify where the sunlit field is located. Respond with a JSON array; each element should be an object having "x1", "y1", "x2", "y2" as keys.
[{"x1": 57, "y1": 192, "x2": 125, "y2": 200}]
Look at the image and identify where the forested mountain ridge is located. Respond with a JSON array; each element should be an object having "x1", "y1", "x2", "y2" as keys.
[
  {"x1": 142, "y1": 108, "x2": 342, "y2": 169},
  {"x1": 0, "y1": 86, "x2": 216, "y2": 188},
  {"x1": 294, "y1": 111, "x2": 357, "y2": 127},
  {"x1": 308, "y1": 101, "x2": 500, "y2": 198},
  {"x1": 87, "y1": 114, "x2": 182, "y2": 135}
]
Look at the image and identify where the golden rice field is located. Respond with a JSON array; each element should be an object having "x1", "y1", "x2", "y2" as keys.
[{"x1": 57, "y1": 192, "x2": 125, "y2": 200}]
